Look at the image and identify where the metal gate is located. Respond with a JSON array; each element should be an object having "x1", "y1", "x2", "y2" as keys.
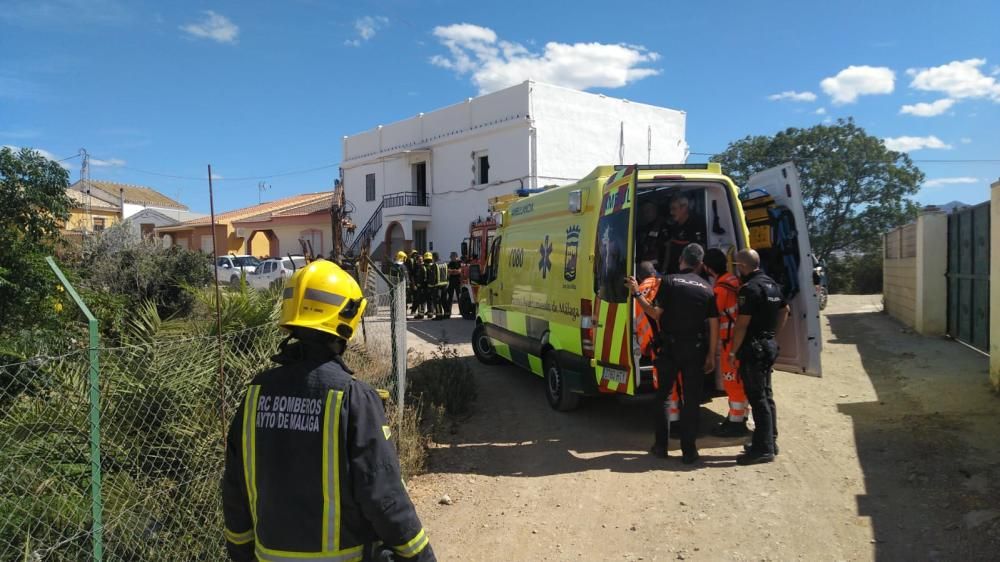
[{"x1": 947, "y1": 202, "x2": 990, "y2": 353}]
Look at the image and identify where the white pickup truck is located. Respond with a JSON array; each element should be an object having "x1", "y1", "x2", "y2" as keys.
[
  {"x1": 215, "y1": 255, "x2": 261, "y2": 287},
  {"x1": 246, "y1": 256, "x2": 308, "y2": 290}
]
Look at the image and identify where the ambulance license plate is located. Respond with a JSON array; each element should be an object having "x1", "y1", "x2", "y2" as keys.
[{"x1": 602, "y1": 368, "x2": 628, "y2": 384}]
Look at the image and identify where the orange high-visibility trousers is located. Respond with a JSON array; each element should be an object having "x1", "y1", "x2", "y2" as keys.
[
  {"x1": 634, "y1": 276, "x2": 680, "y2": 422},
  {"x1": 716, "y1": 273, "x2": 747, "y2": 422}
]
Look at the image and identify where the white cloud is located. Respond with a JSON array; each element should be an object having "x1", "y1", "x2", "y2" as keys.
[
  {"x1": 180, "y1": 11, "x2": 238, "y2": 44},
  {"x1": 899, "y1": 98, "x2": 956, "y2": 117},
  {"x1": 907, "y1": 59, "x2": 1000, "y2": 101},
  {"x1": 961, "y1": 137, "x2": 972, "y2": 144},
  {"x1": 923, "y1": 176, "x2": 979, "y2": 188},
  {"x1": 767, "y1": 90, "x2": 817, "y2": 102},
  {"x1": 345, "y1": 15, "x2": 388, "y2": 47},
  {"x1": 90, "y1": 157, "x2": 125, "y2": 167},
  {"x1": 2, "y1": 144, "x2": 71, "y2": 169},
  {"x1": 430, "y1": 23, "x2": 660, "y2": 94},
  {"x1": 820, "y1": 65, "x2": 895, "y2": 104},
  {"x1": 814, "y1": 107, "x2": 827, "y2": 115},
  {"x1": 883, "y1": 135, "x2": 952, "y2": 152}
]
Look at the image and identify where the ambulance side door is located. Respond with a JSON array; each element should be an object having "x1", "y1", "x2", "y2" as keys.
[
  {"x1": 592, "y1": 165, "x2": 638, "y2": 393},
  {"x1": 745, "y1": 162, "x2": 822, "y2": 377}
]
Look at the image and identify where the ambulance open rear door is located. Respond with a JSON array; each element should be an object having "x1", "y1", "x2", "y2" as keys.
[
  {"x1": 744, "y1": 162, "x2": 822, "y2": 376},
  {"x1": 592, "y1": 165, "x2": 639, "y2": 393}
]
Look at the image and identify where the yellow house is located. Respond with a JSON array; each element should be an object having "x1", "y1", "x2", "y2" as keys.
[
  {"x1": 157, "y1": 191, "x2": 333, "y2": 257},
  {"x1": 61, "y1": 188, "x2": 122, "y2": 241}
]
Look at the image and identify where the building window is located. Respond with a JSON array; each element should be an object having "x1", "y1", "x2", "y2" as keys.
[
  {"x1": 366, "y1": 173, "x2": 376, "y2": 202},
  {"x1": 140, "y1": 223, "x2": 155, "y2": 237},
  {"x1": 201, "y1": 235, "x2": 214, "y2": 254},
  {"x1": 414, "y1": 228, "x2": 427, "y2": 253},
  {"x1": 93, "y1": 217, "x2": 106, "y2": 232},
  {"x1": 475, "y1": 152, "x2": 490, "y2": 185}
]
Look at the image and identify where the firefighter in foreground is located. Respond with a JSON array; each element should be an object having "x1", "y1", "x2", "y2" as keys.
[
  {"x1": 628, "y1": 243, "x2": 718, "y2": 464},
  {"x1": 703, "y1": 248, "x2": 749, "y2": 437},
  {"x1": 730, "y1": 248, "x2": 789, "y2": 465},
  {"x1": 222, "y1": 259, "x2": 435, "y2": 561}
]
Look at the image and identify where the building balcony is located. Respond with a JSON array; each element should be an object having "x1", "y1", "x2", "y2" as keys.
[{"x1": 382, "y1": 191, "x2": 431, "y2": 219}]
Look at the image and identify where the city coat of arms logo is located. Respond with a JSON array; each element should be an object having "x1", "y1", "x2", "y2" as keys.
[{"x1": 564, "y1": 225, "x2": 580, "y2": 282}]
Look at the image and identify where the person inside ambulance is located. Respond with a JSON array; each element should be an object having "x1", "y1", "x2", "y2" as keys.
[
  {"x1": 222, "y1": 259, "x2": 436, "y2": 562},
  {"x1": 663, "y1": 194, "x2": 707, "y2": 275},
  {"x1": 636, "y1": 201, "x2": 669, "y2": 271},
  {"x1": 703, "y1": 248, "x2": 750, "y2": 438}
]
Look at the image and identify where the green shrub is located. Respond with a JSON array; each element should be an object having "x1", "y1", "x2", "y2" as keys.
[{"x1": 406, "y1": 342, "x2": 477, "y2": 417}]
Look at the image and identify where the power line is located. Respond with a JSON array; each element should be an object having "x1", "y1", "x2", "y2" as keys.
[{"x1": 102, "y1": 160, "x2": 341, "y2": 182}]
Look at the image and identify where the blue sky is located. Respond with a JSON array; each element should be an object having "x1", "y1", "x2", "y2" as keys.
[{"x1": 2, "y1": 0, "x2": 998, "y2": 214}]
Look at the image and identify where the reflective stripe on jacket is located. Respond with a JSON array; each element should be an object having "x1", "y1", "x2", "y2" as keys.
[{"x1": 222, "y1": 350, "x2": 435, "y2": 562}]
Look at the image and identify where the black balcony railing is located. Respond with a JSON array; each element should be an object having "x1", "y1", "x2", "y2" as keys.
[{"x1": 383, "y1": 191, "x2": 429, "y2": 208}]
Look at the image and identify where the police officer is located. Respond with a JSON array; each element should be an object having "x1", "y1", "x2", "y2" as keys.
[
  {"x1": 222, "y1": 259, "x2": 436, "y2": 561},
  {"x1": 729, "y1": 249, "x2": 789, "y2": 465},
  {"x1": 443, "y1": 252, "x2": 463, "y2": 319},
  {"x1": 628, "y1": 243, "x2": 718, "y2": 464},
  {"x1": 663, "y1": 194, "x2": 707, "y2": 274}
]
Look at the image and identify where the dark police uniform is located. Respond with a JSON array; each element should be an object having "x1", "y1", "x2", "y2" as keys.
[
  {"x1": 223, "y1": 345, "x2": 435, "y2": 562},
  {"x1": 737, "y1": 270, "x2": 787, "y2": 455},
  {"x1": 444, "y1": 258, "x2": 462, "y2": 318},
  {"x1": 663, "y1": 214, "x2": 707, "y2": 274},
  {"x1": 652, "y1": 270, "x2": 718, "y2": 455}
]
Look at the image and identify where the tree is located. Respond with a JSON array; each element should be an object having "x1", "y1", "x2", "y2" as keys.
[
  {"x1": 0, "y1": 147, "x2": 72, "y2": 328},
  {"x1": 711, "y1": 118, "x2": 923, "y2": 260}
]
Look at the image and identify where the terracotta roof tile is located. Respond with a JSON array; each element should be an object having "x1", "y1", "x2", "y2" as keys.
[
  {"x1": 71, "y1": 180, "x2": 188, "y2": 210},
  {"x1": 182, "y1": 191, "x2": 334, "y2": 227},
  {"x1": 66, "y1": 188, "x2": 120, "y2": 210}
]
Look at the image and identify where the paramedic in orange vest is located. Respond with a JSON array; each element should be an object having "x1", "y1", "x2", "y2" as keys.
[
  {"x1": 703, "y1": 248, "x2": 750, "y2": 437},
  {"x1": 633, "y1": 261, "x2": 682, "y2": 429}
]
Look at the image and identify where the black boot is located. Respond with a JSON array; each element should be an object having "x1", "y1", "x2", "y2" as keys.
[{"x1": 711, "y1": 421, "x2": 749, "y2": 438}]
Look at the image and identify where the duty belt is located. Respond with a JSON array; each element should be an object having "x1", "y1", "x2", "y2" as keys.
[{"x1": 750, "y1": 331, "x2": 776, "y2": 340}]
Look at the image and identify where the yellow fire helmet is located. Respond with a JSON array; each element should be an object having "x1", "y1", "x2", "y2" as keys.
[
  {"x1": 279, "y1": 259, "x2": 367, "y2": 341},
  {"x1": 395, "y1": 250, "x2": 408, "y2": 261},
  {"x1": 423, "y1": 252, "x2": 434, "y2": 261}
]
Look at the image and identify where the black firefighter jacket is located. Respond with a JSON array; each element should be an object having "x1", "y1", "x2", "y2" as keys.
[{"x1": 222, "y1": 343, "x2": 435, "y2": 562}]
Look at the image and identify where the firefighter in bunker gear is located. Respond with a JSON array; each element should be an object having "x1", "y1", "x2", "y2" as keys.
[
  {"x1": 703, "y1": 248, "x2": 749, "y2": 438},
  {"x1": 632, "y1": 262, "x2": 681, "y2": 429},
  {"x1": 222, "y1": 259, "x2": 435, "y2": 562}
]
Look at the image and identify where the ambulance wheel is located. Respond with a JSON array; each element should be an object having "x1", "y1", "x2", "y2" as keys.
[
  {"x1": 472, "y1": 323, "x2": 502, "y2": 365},
  {"x1": 544, "y1": 352, "x2": 580, "y2": 412},
  {"x1": 459, "y1": 290, "x2": 476, "y2": 320}
]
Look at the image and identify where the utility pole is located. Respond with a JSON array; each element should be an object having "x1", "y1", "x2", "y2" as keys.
[{"x1": 79, "y1": 148, "x2": 91, "y2": 232}]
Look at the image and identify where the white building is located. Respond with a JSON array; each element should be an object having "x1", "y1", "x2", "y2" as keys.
[{"x1": 341, "y1": 81, "x2": 688, "y2": 259}]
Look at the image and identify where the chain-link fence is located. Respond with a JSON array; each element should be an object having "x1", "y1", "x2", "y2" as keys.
[{"x1": 0, "y1": 272, "x2": 407, "y2": 561}]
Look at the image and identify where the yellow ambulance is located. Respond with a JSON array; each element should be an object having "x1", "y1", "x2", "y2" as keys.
[{"x1": 469, "y1": 162, "x2": 821, "y2": 410}]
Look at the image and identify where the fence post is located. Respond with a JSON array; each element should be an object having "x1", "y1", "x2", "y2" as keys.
[
  {"x1": 393, "y1": 278, "x2": 408, "y2": 430},
  {"x1": 45, "y1": 256, "x2": 103, "y2": 562}
]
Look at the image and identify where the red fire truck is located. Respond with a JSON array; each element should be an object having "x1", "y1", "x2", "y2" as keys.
[{"x1": 458, "y1": 215, "x2": 498, "y2": 319}]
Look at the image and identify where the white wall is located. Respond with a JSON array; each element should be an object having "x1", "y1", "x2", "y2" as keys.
[
  {"x1": 341, "y1": 80, "x2": 686, "y2": 256},
  {"x1": 530, "y1": 82, "x2": 688, "y2": 184}
]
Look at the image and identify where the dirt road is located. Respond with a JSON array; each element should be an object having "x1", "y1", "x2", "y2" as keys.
[{"x1": 403, "y1": 296, "x2": 1000, "y2": 561}]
